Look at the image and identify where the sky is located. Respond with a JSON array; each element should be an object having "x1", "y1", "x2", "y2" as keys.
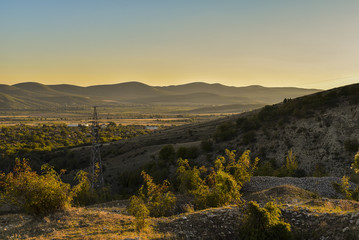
[{"x1": 1, "y1": 0, "x2": 359, "y2": 89}]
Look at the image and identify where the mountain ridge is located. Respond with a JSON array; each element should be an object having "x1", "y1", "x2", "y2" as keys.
[{"x1": 0, "y1": 81, "x2": 321, "y2": 110}]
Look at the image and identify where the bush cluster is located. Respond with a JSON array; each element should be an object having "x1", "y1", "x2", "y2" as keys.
[
  {"x1": 239, "y1": 201, "x2": 293, "y2": 240},
  {"x1": 0, "y1": 158, "x2": 106, "y2": 215},
  {"x1": 158, "y1": 145, "x2": 176, "y2": 165},
  {"x1": 127, "y1": 171, "x2": 176, "y2": 230},
  {"x1": 176, "y1": 146, "x2": 198, "y2": 160},
  {"x1": 333, "y1": 151, "x2": 359, "y2": 201},
  {"x1": 177, "y1": 149, "x2": 259, "y2": 209},
  {"x1": 0, "y1": 159, "x2": 74, "y2": 215},
  {"x1": 214, "y1": 122, "x2": 237, "y2": 142},
  {"x1": 255, "y1": 149, "x2": 305, "y2": 178}
]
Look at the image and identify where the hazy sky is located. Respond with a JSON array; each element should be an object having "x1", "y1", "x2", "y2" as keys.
[{"x1": 1, "y1": 0, "x2": 359, "y2": 89}]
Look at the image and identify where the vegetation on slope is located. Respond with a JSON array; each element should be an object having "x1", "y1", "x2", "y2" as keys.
[
  {"x1": 212, "y1": 83, "x2": 359, "y2": 176},
  {"x1": 0, "y1": 123, "x2": 150, "y2": 172}
]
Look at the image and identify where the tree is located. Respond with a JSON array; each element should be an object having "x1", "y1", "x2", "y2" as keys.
[
  {"x1": 334, "y1": 150, "x2": 359, "y2": 201},
  {"x1": 127, "y1": 195, "x2": 150, "y2": 231},
  {"x1": 285, "y1": 149, "x2": 298, "y2": 176},
  {"x1": 159, "y1": 145, "x2": 176, "y2": 165},
  {"x1": 351, "y1": 150, "x2": 359, "y2": 174},
  {"x1": 176, "y1": 158, "x2": 206, "y2": 193}
]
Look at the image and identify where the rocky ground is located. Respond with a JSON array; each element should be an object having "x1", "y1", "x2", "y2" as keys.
[
  {"x1": 156, "y1": 203, "x2": 359, "y2": 240},
  {"x1": 1, "y1": 181, "x2": 359, "y2": 239}
]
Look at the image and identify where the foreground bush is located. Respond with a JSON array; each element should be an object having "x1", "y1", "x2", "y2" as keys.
[
  {"x1": 191, "y1": 169, "x2": 241, "y2": 209},
  {"x1": 352, "y1": 150, "x2": 359, "y2": 174},
  {"x1": 177, "y1": 149, "x2": 258, "y2": 209},
  {"x1": 71, "y1": 170, "x2": 111, "y2": 206},
  {"x1": 239, "y1": 201, "x2": 293, "y2": 240},
  {"x1": 0, "y1": 158, "x2": 73, "y2": 215},
  {"x1": 127, "y1": 171, "x2": 176, "y2": 219},
  {"x1": 334, "y1": 151, "x2": 359, "y2": 201},
  {"x1": 127, "y1": 195, "x2": 150, "y2": 231},
  {"x1": 176, "y1": 158, "x2": 206, "y2": 193}
]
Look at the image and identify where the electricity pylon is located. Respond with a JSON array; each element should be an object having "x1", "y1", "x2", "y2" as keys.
[{"x1": 90, "y1": 106, "x2": 104, "y2": 189}]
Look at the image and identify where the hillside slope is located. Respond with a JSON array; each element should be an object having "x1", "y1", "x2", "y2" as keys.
[
  {"x1": 91, "y1": 83, "x2": 358, "y2": 188},
  {"x1": 48, "y1": 83, "x2": 359, "y2": 196}
]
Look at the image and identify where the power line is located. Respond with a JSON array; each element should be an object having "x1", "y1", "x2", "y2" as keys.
[{"x1": 90, "y1": 106, "x2": 104, "y2": 189}]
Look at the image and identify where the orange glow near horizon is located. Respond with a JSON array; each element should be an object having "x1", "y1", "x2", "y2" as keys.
[{"x1": 1, "y1": 1, "x2": 358, "y2": 89}]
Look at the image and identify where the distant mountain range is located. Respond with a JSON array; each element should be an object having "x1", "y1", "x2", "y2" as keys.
[{"x1": 0, "y1": 82, "x2": 320, "y2": 110}]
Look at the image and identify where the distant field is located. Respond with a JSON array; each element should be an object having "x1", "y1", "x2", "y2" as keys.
[
  {"x1": 0, "y1": 105, "x2": 237, "y2": 126},
  {"x1": 0, "y1": 116, "x2": 225, "y2": 127}
]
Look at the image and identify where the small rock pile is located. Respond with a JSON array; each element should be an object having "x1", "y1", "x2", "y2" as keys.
[{"x1": 243, "y1": 176, "x2": 356, "y2": 198}]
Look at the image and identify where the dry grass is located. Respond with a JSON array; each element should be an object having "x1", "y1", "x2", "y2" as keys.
[
  {"x1": 0, "y1": 207, "x2": 172, "y2": 240},
  {"x1": 301, "y1": 198, "x2": 359, "y2": 213}
]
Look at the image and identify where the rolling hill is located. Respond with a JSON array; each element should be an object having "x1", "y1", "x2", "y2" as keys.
[{"x1": 0, "y1": 81, "x2": 320, "y2": 111}]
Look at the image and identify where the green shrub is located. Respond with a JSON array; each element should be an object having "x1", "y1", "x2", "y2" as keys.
[
  {"x1": 352, "y1": 150, "x2": 359, "y2": 174},
  {"x1": 292, "y1": 169, "x2": 306, "y2": 178},
  {"x1": 237, "y1": 117, "x2": 260, "y2": 132},
  {"x1": 0, "y1": 158, "x2": 73, "y2": 215},
  {"x1": 333, "y1": 176, "x2": 359, "y2": 201},
  {"x1": 242, "y1": 131, "x2": 256, "y2": 145},
  {"x1": 176, "y1": 158, "x2": 206, "y2": 193},
  {"x1": 258, "y1": 105, "x2": 280, "y2": 121},
  {"x1": 255, "y1": 161, "x2": 275, "y2": 176},
  {"x1": 216, "y1": 149, "x2": 259, "y2": 186},
  {"x1": 201, "y1": 139, "x2": 213, "y2": 152},
  {"x1": 239, "y1": 201, "x2": 293, "y2": 240},
  {"x1": 344, "y1": 139, "x2": 359, "y2": 153},
  {"x1": 71, "y1": 170, "x2": 92, "y2": 206},
  {"x1": 312, "y1": 163, "x2": 327, "y2": 177},
  {"x1": 127, "y1": 195, "x2": 150, "y2": 231},
  {"x1": 71, "y1": 170, "x2": 111, "y2": 206},
  {"x1": 176, "y1": 146, "x2": 198, "y2": 159},
  {"x1": 285, "y1": 149, "x2": 298, "y2": 176},
  {"x1": 214, "y1": 122, "x2": 237, "y2": 141},
  {"x1": 192, "y1": 170, "x2": 241, "y2": 209},
  {"x1": 159, "y1": 145, "x2": 176, "y2": 165},
  {"x1": 128, "y1": 171, "x2": 176, "y2": 218},
  {"x1": 274, "y1": 149, "x2": 298, "y2": 177},
  {"x1": 333, "y1": 176, "x2": 350, "y2": 199},
  {"x1": 334, "y1": 151, "x2": 359, "y2": 201},
  {"x1": 177, "y1": 150, "x2": 258, "y2": 209}
]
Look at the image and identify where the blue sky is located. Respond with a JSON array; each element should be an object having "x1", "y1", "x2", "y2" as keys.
[{"x1": 1, "y1": 0, "x2": 358, "y2": 89}]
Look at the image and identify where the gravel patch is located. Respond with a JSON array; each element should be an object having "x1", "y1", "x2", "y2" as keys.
[{"x1": 243, "y1": 176, "x2": 357, "y2": 198}]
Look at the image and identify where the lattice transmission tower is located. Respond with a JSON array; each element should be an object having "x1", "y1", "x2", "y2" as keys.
[{"x1": 90, "y1": 106, "x2": 104, "y2": 189}]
